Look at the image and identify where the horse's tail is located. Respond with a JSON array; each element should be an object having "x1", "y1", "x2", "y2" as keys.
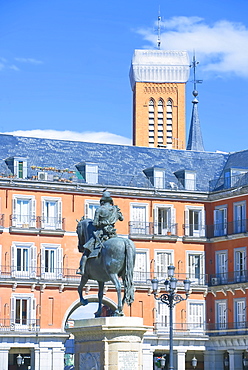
[{"x1": 123, "y1": 239, "x2": 135, "y2": 306}]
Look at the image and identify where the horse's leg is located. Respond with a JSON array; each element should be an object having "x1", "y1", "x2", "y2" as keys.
[
  {"x1": 94, "y1": 281, "x2": 104, "y2": 318},
  {"x1": 109, "y1": 273, "x2": 124, "y2": 316},
  {"x1": 77, "y1": 275, "x2": 89, "y2": 306}
]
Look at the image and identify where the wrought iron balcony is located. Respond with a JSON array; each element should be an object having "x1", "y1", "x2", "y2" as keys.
[
  {"x1": 37, "y1": 216, "x2": 65, "y2": 231},
  {"x1": 209, "y1": 270, "x2": 248, "y2": 286},
  {"x1": 207, "y1": 219, "x2": 248, "y2": 238},
  {"x1": 206, "y1": 321, "x2": 248, "y2": 336},
  {"x1": 129, "y1": 221, "x2": 178, "y2": 238},
  {"x1": 0, "y1": 318, "x2": 40, "y2": 332},
  {"x1": 10, "y1": 214, "x2": 38, "y2": 229},
  {"x1": 183, "y1": 224, "x2": 206, "y2": 238}
]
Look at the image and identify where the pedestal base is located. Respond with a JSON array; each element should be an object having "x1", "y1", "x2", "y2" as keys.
[{"x1": 68, "y1": 317, "x2": 149, "y2": 370}]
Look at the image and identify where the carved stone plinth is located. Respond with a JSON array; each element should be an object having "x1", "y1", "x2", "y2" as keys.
[{"x1": 68, "y1": 317, "x2": 149, "y2": 370}]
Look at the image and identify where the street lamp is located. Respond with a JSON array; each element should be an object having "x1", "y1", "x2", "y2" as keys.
[
  {"x1": 16, "y1": 354, "x2": 23, "y2": 367},
  {"x1": 192, "y1": 356, "x2": 197, "y2": 369},
  {"x1": 151, "y1": 265, "x2": 191, "y2": 370}
]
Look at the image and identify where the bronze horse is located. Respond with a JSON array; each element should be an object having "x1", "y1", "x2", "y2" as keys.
[{"x1": 77, "y1": 218, "x2": 136, "y2": 317}]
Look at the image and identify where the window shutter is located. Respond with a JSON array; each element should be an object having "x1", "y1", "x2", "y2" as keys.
[
  {"x1": 184, "y1": 210, "x2": 189, "y2": 236},
  {"x1": 200, "y1": 209, "x2": 205, "y2": 237},
  {"x1": 30, "y1": 297, "x2": 36, "y2": 325},
  {"x1": 30, "y1": 245, "x2": 37, "y2": 278},
  {"x1": 30, "y1": 198, "x2": 36, "y2": 228},
  {"x1": 41, "y1": 199, "x2": 45, "y2": 228},
  {"x1": 11, "y1": 245, "x2": 16, "y2": 277},
  {"x1": 57, "y1": 200, "x2": 62, "y2": 229},
  {"x1": 10, "y1": 297, "x2": 15, "y2": 325},
  {"x1": 40, "y1": 246, "x2": 45, "y2": 278},
  {"x1": 57, "y1": 247, "x2": 63, "y2": 279},
  {"x1": 12, "y1": 197, "x2": 17, "y2": 227},
  {"x1": 171, "y1": 207, "x2": 176, "y2": 234}
]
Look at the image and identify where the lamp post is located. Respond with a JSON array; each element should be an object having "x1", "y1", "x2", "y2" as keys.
[
  {"x1": 16, "y1": 354, "x2": 23, "y2": 367},
  {"x1": 151, "y1": 265, "x2": 191, "y2": 370}
]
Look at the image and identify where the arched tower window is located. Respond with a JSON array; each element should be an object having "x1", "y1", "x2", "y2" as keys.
[
  {"x1": 166, "y1": 100, "x2": 173, "y2": 148},
  {"x1": 157, "y1": 99, "x2": 164, "y2": 145},
  {"x1": 148, "y1": 99, "x2": 155, "y2": 147}
]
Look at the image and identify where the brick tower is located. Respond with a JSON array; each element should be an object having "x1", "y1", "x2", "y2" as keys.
[{"x1": 130, "y1": 50, "x2": 190, "y2": 149}]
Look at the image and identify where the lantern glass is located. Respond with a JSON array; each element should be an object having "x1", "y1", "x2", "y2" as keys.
[
  {"x1": 184, "y1": 278, "x2": 191, "y2": 292},
  {"x1": 167, "y1": 265, "x2": 175, "y2": 278},
  {"x1": 170, "y1": 277, "x2": 177, "y2": 290},
  {"x1": 164, "y1": 279, "x2": 170, "y2": 292},
  {"x1": 160, "y1": 356, "x2": 166, "y2": 368},
  {"x1": 192, "y1": 356, "x2": 197, "y2": 368},
  {"x1": 17, "y1": 354, "x2": 23, "y2": 367},
  {"x1": 151, "y1": 278, "x2": 158, "y2": 294}
]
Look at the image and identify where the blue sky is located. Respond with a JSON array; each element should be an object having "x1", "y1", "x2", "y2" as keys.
[{"x1": 1, "y1": 0, "x2": 248, "y2": 153}]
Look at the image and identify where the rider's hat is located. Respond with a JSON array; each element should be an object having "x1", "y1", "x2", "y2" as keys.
[{"x1": 100, "y1": 191, "x2": 113, "y2": 205}]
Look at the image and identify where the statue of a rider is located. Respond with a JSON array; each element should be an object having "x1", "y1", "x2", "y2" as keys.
[{"x1": 77, "y1": 191, "x2": 123, "y2": 275}]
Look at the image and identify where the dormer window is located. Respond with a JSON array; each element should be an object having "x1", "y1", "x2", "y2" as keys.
[
  {"x1": 5, "y1": 157, "x2": 28, "y2": 179},
  {"x1": 143, "y1": 167, "x2": 165, "y2": 189},
  {"x1": 224, "y1": 168, "x2": 248, "y2": 189},
  {"x1": 175, "y1": 170, "x2": 196, "y2": 190},
  {"x1": 75, "y1": 162, "x2": 98, "y2": 185}
]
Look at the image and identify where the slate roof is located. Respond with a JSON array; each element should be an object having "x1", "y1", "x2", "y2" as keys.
[{"x1": 0, "y1": 133, "x2": 245, "y2": 192}]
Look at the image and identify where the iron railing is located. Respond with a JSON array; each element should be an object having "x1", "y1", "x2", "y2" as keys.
[
  {"x1": 183, "y1": 224, "x2": 206, "y2": 238},
  {"x1": 129, "y1": 221, "x2": 178, "y2": 237},
  {"x1": 9, "y1": 215, "x2": 65, "y2": 231},
  {"x1": 209, "y1": 173, "x2": 248, "y2": 192},
  {"x1": 207, "y1": 219, "x2": 248, "y2": 238},
  {"x1": 209, "y1": 270, "x2": 248, "y2": 286},
  {"x1": 0, "y1": 318, "x2": 40, "y2": 332}
]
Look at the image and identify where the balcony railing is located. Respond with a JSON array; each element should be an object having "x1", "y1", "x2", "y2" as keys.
[
  {"x1": 129, "y1": 221, "x2": 178, "y2": 237},
  {"x1": 10, "y1": 215, "x2": 65, "y2": 231},
  {"x1": 183, "y1": 224, "x2": 206, "y2": 238},
  {"x1": 0, "y1": 318, "x2": 40, "y2": 332},
  {"x1": 153, "y1": 321, "x2": 248, "y2": 336},
  {"x1": 209, "y1": 270, "x2": 248, "y2": 286},
  {"x1": 207, "y1": 219, "x2": 248, "y2": 238},
  {"x1": 0, "y1": 266, "x2": 207, "y2": 286}
]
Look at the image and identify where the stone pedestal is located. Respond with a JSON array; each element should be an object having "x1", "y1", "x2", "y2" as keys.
[{"x1": 68, "y1": 317, "x2": 149, "y2": 370}]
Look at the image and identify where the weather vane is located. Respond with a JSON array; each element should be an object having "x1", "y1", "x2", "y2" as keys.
[
  {"x1": 157, "y1": 8, "x2": 162, "y2": 49},
  {"x1": 190, "y1": 53, "x2": 203, "y2": 96}
]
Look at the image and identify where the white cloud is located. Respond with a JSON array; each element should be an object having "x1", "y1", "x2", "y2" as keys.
[
  {"x1": 15, "y1": 57, "x2": 43, "y2": 64},
  {"x1": 1, "y1": 129, "x2": 132, "y2": 146},
  {"x1": 137, "y1": 16, "x2": 248, "y2": 77}
]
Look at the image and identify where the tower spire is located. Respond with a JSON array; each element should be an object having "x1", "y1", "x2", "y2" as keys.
[{"x1": 187, "y1": 53, "x2": 205, "y2": 151}]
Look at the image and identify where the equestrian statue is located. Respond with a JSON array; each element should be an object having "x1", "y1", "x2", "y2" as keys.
[{"x1": 76, "y1": 191, "x2": 136, "y2": 317}]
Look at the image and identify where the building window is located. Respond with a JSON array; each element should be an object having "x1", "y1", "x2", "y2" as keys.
[
  {"x1": 11, "y1": 294, "x2": 36, "y2": 329},
  {"x1": 154, "y1": 204, "x2": 176, "y2": 235},
  {"x1": 41, "y1": 244, "x2": 63, "y2": 279},
  {"x1": 155, "y1": 250, "x2": 173, "y2": 279},
  {"x1": 157, "y1": 99, "x2": 164, "y2": 145},
  {"x1": 234, "y1": 201, "x2": 246, "y2": 233},
  {"x1": 85, "y1": 200, "x2": 99, "y2": 219},
  {"x1": 184, "y1": 206, "x2": 205, "y2": 237},
  {"x1": 130, "y1": 203, "x2": 149, "y2": 234},
  {"x1": 156, "y1": 300, "x2": 170, "y2": 331},
  {"x1": 234, "y1": 247, "x2": 246, "y2": 282},
  {"x1": 215, "y1": 250, "x2": 228, "y2": 283},
  {"x1": 166, "y1": 100, "x2": 173, "y2": 148},
  {"x1": 148, "y1": 99, "x2": 155, "y2": 147},
  {"x1": 188, "y1": 301, "x2": 205, "y2": 331},
  {"x1": 234, "y1": 299, "x2": 246, "y2": 329},
  {"x1": 5, "y1": 157, "x2": 28, "y2": 179},
  {"x1": 41, "y1": 197, "x2": 62, "y2": 229},
  {"x1": 187, "y1": 252, "x2": 204, "y2": 284},
  {"x1": 133, "y1": 249, "x2": 149, "y2": 283},
  {"x1": 11, "y1": 243, "x2": 36, "y2": 278},
  {"x1": 12, "y1": 195, "x2": 36, "y2": 228},
  {"x1": 174, "y1": 170, "x2": 196, "y2": 190},
  {"x1": 214, "y1": 205, "x2": 227, "y2": 236},
  {"x1": 216, "y1": 300, "x2": 227, "y2": 331}
]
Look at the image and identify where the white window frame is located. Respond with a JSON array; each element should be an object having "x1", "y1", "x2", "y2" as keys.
[
  {"x1": 215, "y1": 250, "x2": 228, "y2": 283},
  {"x1": 186, "y1": 251, "x2": 205, "y2": 284},
  {"x1": 12, "y1": 194, "x2": 36, "y2": 228},
  {"x1": 133, "y1": 249, "x2": 149, "y2": 283},
  {"x1": 130, "y1": 203, "x2": 149, "y2": 234},
  {"x1": 11, "y1": 293, "x2": 36, "y2": 330},
  {"x1": 214, "y1": 205, "x2": 227, "y2": 237},
  {"x1": 233, "y1": 201, "x2": 246, "y2": 234},
  {"x1": 85, "y1": 163, "x2": 98, "y2": 184},
  {"x1": 154, "y1": 169, "x2": 165, "y2": 189},
  {"x1": 154, "y1": 249, "x2": 173, "y2": 280},
  {"x1": 187, "y1": 299, "x2": 205, "y2": 332},
  {"x1": 41, "y1": 243, "x2": 63, "y2": 280},
  {"x1": 84, "y1": 199, "x2": 99, "y2": 220},
  {"x1": 185, "y1": 205, "x2": 205, "y2": 237},
  {"x1": 154, "y1": 203, "x2": 176, "y2": 235},
  {"x1": 234, "y1": 298, "x2": 246, "y2": 330},
  {"x1": 215, "y1": 300, "x2": 227, "y2": 331},
  {"x1": 234, "y1": 247, "x2": 246, "y2": 282},
  {"x1": 41, "y1": 196, "x2": 62, "y2": 229},
  {"x1": 156, "y1": 300, "x2": 171, "y2": 332},
  {"x1": 11, "y1": 242, "x2": 36, "y2": 278},
  {"x1": 185, "y1": 171, "x2": 196, "y2": 191}
]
